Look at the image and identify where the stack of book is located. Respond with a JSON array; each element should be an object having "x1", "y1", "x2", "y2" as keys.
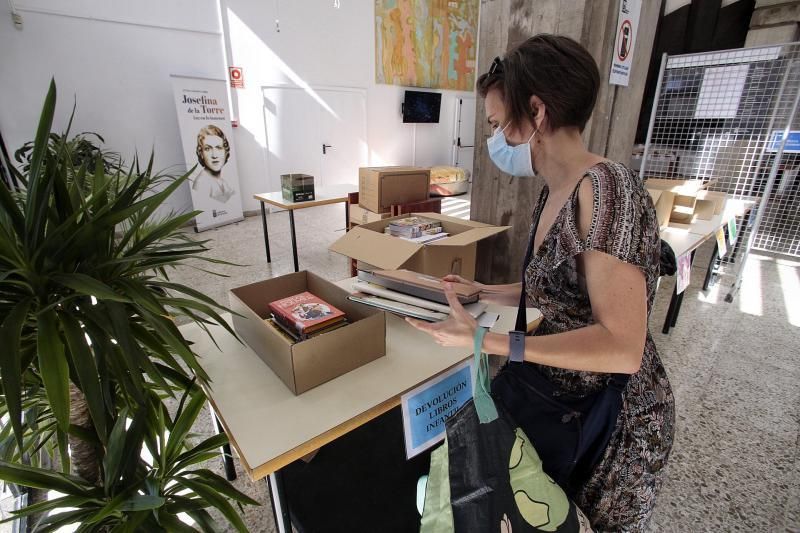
[
  {"x1": 384, "y1": 216, "x2": 448, "y2": 243},
  {"x1": 348, "y1": 269, "x2": 486, "y2": 322},
  {"x1": 267, "y1": 291, "x2": 347, "y2": 342}
]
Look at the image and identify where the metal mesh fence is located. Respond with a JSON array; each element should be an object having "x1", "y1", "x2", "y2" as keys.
[{"x1": 642, "y1": 43, "x2": 800, "y2": 257}]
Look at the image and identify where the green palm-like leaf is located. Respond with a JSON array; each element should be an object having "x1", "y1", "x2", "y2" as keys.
[
  {"x1": 24, "y1": 79, "x2": 57, "y2": 247},
  {"x1": 0, "y1": 80, "x2": 256, "y2": 531},
  {"x1": 0, "y1": 460, "x2": 93, "y2": 494},
  {"x1": 36, "y1": 309, "x2": 70, "y2": 432},
  {"x1": 59, "y1": 312, "x2": 108, "y2": 441},
  {"x1": 0, "y1": 300, "x2": 31, "y2": 448}
]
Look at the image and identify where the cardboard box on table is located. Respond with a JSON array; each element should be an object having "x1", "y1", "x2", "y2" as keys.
[
  {"x1": 695, "y1": 190, "x2": 727, "y2": 216},
  {"x1": 349, "y1": 203, "x2": 393, "y2": 226},
  {"x1": 329, "y1": 212, "x2": 510, "y2": 280},
  {"x1": 647, "y1": 189, "x2": 676, "y2": 229},
  {"x1": 358, "y1": 166, "x2": 430, "y2": 214},
  {"x1": 229, "y1": 271, "x2": 387, "y2": 395},
  {"x1": 645, "y1": 177, "x2": 717, "y2": 228}
]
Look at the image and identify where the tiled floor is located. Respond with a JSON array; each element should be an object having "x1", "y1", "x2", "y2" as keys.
[{"x1": 171, "y1": 194, "x2": 800, "y2": 532}]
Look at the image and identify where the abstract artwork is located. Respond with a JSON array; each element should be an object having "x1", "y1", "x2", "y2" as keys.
[{"x1": 375, "y1": 0, "x2": 479, "y2": 91}]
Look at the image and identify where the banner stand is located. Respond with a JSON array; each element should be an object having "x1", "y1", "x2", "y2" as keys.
[{"x1": 171, "y1": 74, "x2": 244, "y2": 232}]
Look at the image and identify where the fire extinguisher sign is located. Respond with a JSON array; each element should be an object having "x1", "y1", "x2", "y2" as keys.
[
  {"x1": 229, "y1": 67, "x2": 244, "y2": 89},
  {"x1": 610, "y1": 0, "x2": 641, "y2": 87}
]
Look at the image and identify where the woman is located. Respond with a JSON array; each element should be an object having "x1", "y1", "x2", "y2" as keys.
[{"x1": 407, "y1": 35, "x2": 675, "y2": 532}]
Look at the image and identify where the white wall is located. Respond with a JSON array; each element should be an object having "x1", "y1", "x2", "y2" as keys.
[
  {"x1": 0, "y1": 0, "x2": 476, "y2": 215},
  {"x1": 0, "y1": 0, "x2": 225, "y2": 215},
  {"x1": 222, "y1": 0, "x2": 476, "y2": 211}
]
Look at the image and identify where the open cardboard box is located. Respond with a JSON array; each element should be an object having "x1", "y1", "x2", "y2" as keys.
[
  {"x1": 647, "y1": 189, "x2": 675, "y2": 229},
  {"x1": 695, "y1": 190, "x2": 727, "y2": 216},
  {"x1": 330, "y1": 212, "x2": 510, "y2": 280},
  {"x1": 644, "y1": 177, "x2": 716, "y2": 194},
  {"x1": 229, "y1": 271, "x2": 387, "y2": 395},
  {"x1": 646, "y1": 177, "x2": 719, "y2": 228}
]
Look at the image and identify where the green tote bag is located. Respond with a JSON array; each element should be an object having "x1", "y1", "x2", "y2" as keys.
[{"x1": 419, "y1": 327, "x2": 593, "y2": 533}]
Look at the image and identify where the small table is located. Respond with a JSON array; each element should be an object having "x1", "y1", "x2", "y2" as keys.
[
  {"x1": 659, "y1": 196, "x2": 757, "y2": 333},
  {"x1": 254, "y1": 184, "x2": 357, "y2": 272}
]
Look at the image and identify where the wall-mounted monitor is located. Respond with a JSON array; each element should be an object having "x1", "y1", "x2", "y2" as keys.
[{"x1": 402, "y1": 90, "x2": 442, "y2": 123}]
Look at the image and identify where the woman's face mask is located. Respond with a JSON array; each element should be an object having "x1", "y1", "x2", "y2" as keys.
[{"x1": 486, "y1": 123, "x2": 538, "y2": 177}]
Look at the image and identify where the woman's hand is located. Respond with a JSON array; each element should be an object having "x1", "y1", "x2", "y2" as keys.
[{"x1": 405, "y1": 282, "x2": 478, "y2": 348}]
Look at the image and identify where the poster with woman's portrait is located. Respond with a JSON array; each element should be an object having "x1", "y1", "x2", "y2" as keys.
[{"x1": 171, "y1": 75, "x2": 244, "y2": 231}]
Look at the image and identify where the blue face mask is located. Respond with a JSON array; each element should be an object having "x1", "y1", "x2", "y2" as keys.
[{"x1": 486, "y1": 123, "x2": 537, "y2": 177}]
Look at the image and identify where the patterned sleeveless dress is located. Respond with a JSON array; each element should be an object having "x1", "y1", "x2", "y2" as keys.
[{"x1": 522, "y1": 161, "x2": 675, "y2": 531}]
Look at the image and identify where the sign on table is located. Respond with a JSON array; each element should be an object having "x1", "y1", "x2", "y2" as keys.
[
  {"x1": 728, "y1": 219, "x2": 738, "y2": 246},
  {"x1": 401, "y1": 359, "x2": 473, "y2": 459},
  {"x1": 715, "y1": 228, "x2": 727, "y2": 258},
  {"x1": 677, "y1": 253, "x2": 692, "y2": 294}
]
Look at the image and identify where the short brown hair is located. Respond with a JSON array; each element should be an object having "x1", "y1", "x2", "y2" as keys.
[{"x1": 477, "y1": 34, "x2": 599, "y2": 132}]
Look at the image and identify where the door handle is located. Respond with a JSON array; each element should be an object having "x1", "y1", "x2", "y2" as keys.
[{"x1": 322, "y1": 143, "x2": 332, "y2": 155}]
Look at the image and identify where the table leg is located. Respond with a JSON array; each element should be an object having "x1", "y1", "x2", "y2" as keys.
[
  {"x1": 702, "y1": 242, "x2": 719, "y2": 292},
  {"x1": 289, "y1": 210, "x2": 299, "y2": 272},
  {"x1": 670, "y1": 290, "x2": 687, "y2": 328},
  {"x1": 662, "y1": 285, "x2": 679, "y2": 334},
  {"x1": 345, "y1": 200, "x2": 350, "y2": 232},
  {"x1": 213, "y1": 412, "x2": 237, "y2": 482},
  {"x1": 261, "y1": 203, "x2": 272, "y2": 263},
  {"x1": 267, "y1": 471, "x2": 292, "y2": 533}
]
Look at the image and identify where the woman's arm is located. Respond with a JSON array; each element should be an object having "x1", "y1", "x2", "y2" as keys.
[
  {"x1": 481, "y1": 250, "x2": 647, "y2": 374},
  {"x1": 410, "y1": 179, "x2": 648, "y2": 375},
  {"x1": 409, "y1": 251, "x2": 647, "y2": 375}
]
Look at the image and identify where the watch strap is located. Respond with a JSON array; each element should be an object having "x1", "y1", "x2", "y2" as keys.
[{"x1": 508, "y1": 330, "x2": 525, "y2": 363}]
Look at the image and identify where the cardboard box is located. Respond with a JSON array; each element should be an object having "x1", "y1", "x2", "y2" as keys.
[
  {"x1": 695, "y1": 190, "x2": 727, "y2": 216},
  {"x1": 349, "y1": 203, "x2": 393, "y2": 225},
  {"x1": 670, "y1": 194, "x2": 697, "y2": 224},
  {"x1": 644, "y1": 177, "x2": 714, "y2": 195},
  {"x1": 646, "y1": 178, "x2": 719, "y2": 228},
  {"x1": 359, "y1": 166, "x2": 430, "y2": 214},
  {"x1": 229, "y1": 271, "x2": 386, "y2": 395},
  {"x1": 281, "y1": 174, "x2": 315, "y2": 202},
  {"x1": 329, "y1": 212, "x2": 510, "y2": 280},
  {"x1": 647, "y1": 189, "x2": 675, "y2": 229},
  {"x1": 692, "y1": 199, "x2": 716, "y2": 220}
]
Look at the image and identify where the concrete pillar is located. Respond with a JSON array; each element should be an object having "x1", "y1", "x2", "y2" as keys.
[
  {"x1": 471, "y1": 0, "x2": 662, "y2": 283},
  {"x1": 745, "y1": 0, "x2": 800, "y2": 47}
]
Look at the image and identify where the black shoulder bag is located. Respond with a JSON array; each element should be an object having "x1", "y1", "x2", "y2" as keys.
[{"x1": 491, "y1": 209, "x2": 630, "y2": 498}]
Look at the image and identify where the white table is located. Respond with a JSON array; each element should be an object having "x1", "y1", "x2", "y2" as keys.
[
  {"x1": 254, "y1": 184, "x2": 357, "y2": 272},
  {"x1": 658, "y1": 196, "x2": 757, "y2": 333},
  {"x1": 185, "y1": 283, "x2": 541, "y2": 532}
]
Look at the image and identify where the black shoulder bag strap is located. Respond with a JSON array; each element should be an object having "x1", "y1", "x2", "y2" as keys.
[{"x1": 509, "y1": 192, "x2": 544, "y2": 362}]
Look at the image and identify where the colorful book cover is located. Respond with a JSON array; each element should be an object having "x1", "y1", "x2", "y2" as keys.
[{"x1": 268, "y1": 291, "x2": 346, "y2": 334}]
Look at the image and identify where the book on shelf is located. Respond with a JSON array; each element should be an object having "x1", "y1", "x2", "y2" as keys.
[
  {"x1": 267, "y1": 291, "x2": 346, "y2": 338},
  {"x1": 357, "y1": 269, "x2": 480, "y2": 305}
]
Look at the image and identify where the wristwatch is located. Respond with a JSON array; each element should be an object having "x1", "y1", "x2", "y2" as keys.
[{"x1": 508, "y1": 330, "x2": 526, "y2": 363}]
